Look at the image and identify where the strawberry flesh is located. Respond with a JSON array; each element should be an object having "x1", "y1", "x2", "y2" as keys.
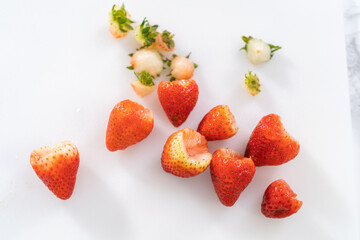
[{"x1": 161, "y1": 128, "x2": 212, "y2": 178}]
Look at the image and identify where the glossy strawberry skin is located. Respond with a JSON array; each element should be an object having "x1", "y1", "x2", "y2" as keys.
[
  {"x1": 158, "y1": 80, "x2": 199, "y2": 127},
  {"x1": 197, "y1": 105, "x2": 238, "y2": 141},
  {"x1": 106, "y1": 99, "x2": 154, "y2": 151},
  {"x1": 210, "y1": 148, "x2": 255, "y2": 207},
  {"x1": 245, "y1": 114, "x2": 299, "y2": 166},
  {"x1": 261, "y1": 179, "x2": 303, "y2": 218},
  {"x1": 30, "y1": 141, "x2": 80, "y2": 200}
]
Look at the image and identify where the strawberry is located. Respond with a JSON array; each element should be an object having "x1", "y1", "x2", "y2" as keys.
[
  {"x1": 130, "y1": 71, "x2": 157, "y2": 98},
  {"x1": 245, "y1": 114, "x2": 300, "y2": 166},
  {"x1": 210, "y1": 148, "x2": 255, "y2": 206},
  {"x1": 108, "y1": 4, "x2": 134, "y2": 39},
  {"x1": 156, "y1": 30, "x2": 175, "y2": 52},
  {"x1": 130, "y1": 49, "x2": 163, "y2": 77},
  {"x1": 106, "y1": 99, "x2": 154, "y2": 151},
  {"x1": 30, "y1": 141, "x2": 80, "y2": 200},
  {"x1": 134, "y1": 18, "x2": 158, "y2": 48},
  {"x1": 161, "y1": 128, "x2": 212, "y2": 178},
  {"x1": 261, "y1": 179, "x2": 303, "y2": 218},
  {"x1": 170, "y1": 55, "x2": 196, "y2": 80},
  {"x1": 197, "y1": 105, "x2": 238, "y2": 141},
  {"x1": 158, "y1": 80, "x2": 199, "y2": 127},
  {"x1": 241, "y1": 36, "x2": 281, "y2": 65},
  {"x1": 244, "y1": 71, "x2": 261, "y2": 96}
]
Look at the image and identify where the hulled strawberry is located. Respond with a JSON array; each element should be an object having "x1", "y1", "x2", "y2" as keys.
[
  {"x1": 156, "y1": 30, "x2": 175, "y2": 52},
  {"x1": 130, "y1": 71, "x2": 157, "y2": 97},
  {"x1": 245, "y1": 114, "x2": 300, "y2": 166},
  {"x1": 261, "y1": 179, "x2": 303, "y2": 218},
  {"x1": 161, "y1": 128, "x2": 212, "y2": 178},
  {"x1": 106, "y1": 99, "x2": 154, "y2": 151},
  {"x1": 210, "y1": 148, "x2": 255, "y2": 206},
  {"x1": 197, "y1": 105, "x2": 238, "y2": 141},
  {"x1": 30, "y1": 141, "x2": 80, "y2": 200},
  {"x1": 108, "y1": 4, "x2": 134, "y2": 39},
  {"x1": 158, "y1": 79, "x2": 199, "y2": 127}
]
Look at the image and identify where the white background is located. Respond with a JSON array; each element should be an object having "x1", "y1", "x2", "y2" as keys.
[{"x1": 0, "y1": 0, "x2": 358, "y2": 239}]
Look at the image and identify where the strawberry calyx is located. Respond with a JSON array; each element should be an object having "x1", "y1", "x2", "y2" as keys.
[
  {"x1": 244, "y1": 71, "x2": 261, "y2": 96},
  {"x1": 138, "y1": 18, "x2": 158, "y2": 48},
  {"x1": 110, "y1": 4, "x2": 134, "y2": 33},
  {"x1": 134, "y1": 71, "x2": 154, "y2": 86},
  {"x1": 241, "y1": 36, "x2": 281, "y2": 58},
  {"x1": 161, "y1": 30, "x2": 175, "y2": 49}
]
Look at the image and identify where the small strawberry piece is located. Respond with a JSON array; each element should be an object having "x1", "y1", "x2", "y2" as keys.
[
  {"x1": 197, "y1": 105, "x2": 238, "y2": 141},
  {"x1": 161, "y1": 128, "x2": 212, "y2": 178},
  {"x1": 30, "y1": 141, "x2": 80, "y2": 200},
  {"x1": 261, "y1": 179, "x2": 303, "y2": 218},
  {"x1": 244, "y1": 71, "x2": 261, "y2": 96},
  {"x1": 170, "y1": 56, "x2": 195, "y2": 80},
  {"x1": 130, "y1": 71, "x2": 157, "y2": 97},
  {"x1": 108, "y1": 4, "x2": 133, "y2": 39},
  {"x1": 210, "y1": 148, "x2": 255, "y2": 206},
  {"x1": 130, "y1": 49, "x2": 163, "y2": 77},
  {"x1": 106, "y1": 99, "x2": 154, "y2": 151},
  {"x1": 156, "y1": 30, "x2": 175, "y2": 52},
  {"x1": 134, "y1": 18, "x2": 158, "y2": 48},
  {"x1": 131, "y1": 80, "x2": 156, "y2": 97},
  {"x1": 245, "y1": 114, "x2": 300, "y2": 166},
  {"x1": 158, "y1": 80, "x2": 199, "y2": 127}
]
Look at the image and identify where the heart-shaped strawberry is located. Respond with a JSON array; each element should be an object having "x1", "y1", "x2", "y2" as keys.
[
  {"x1": 30, "y1": 141, "x2": 80, "y2": 200},
  {"x1": 158, "y1": 80, "x2": 199, "y2": 127},
  {"x1": 210, "y1": 148, "x2": 255, "y2": 207},
  {"x1": 245, "y1": 114, "x2": 300, "y2": 166}
]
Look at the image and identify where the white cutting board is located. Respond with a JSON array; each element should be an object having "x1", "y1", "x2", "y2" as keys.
[{"x1": 0, "y1": 0, "x2": 358, "y2": 239}]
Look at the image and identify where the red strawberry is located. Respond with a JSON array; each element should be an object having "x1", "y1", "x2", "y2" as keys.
[
  {"x1": 245, "y1": 114, "x2": 300, "y2": 166},
  {"x1": 161, "y1": 128, "x2": 212, "y2": 177},
  {"x1": 197, "y1": 105, "x2": 238, "y2": 141},
  {"x1": 261, "y1": 179, "x2": 303, "y2": 218},
  {"x1": 158, "y1": 80, "x2": 199, "y2": 127},
  {"x1": 210, "y1": 148, "x2": 255, "y2": 206},
  {"x1": 30, "y1": 141, "x2": 80, "y2": 200},
  {"x1": 106, "y1": 99, "x2": 154, "y2": 151}
]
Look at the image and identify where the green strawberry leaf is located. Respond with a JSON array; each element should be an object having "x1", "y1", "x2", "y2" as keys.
[
  {"x1": 111, "y1": 4, "x2": 134, "y2": 32},
  {"x1": 161, "y1": 30, "x2": 175, "y2": 49},
  {"x1": 138, "y1": 18, "x2": 158, "y2": 48},
  {"x1": 134, "y1": 71, "x2": 155, "y2": 86}
]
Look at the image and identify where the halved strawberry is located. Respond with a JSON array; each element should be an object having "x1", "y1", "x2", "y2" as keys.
[
  {"x1": 30, "y1": 141, "x2": 80, "y2": 200},
  {"x1": 245, "y1": 114, "x2": 300, "y2": 166},
  {"x1": 106, "y1": 99, "x2": 154, "y2": 151},
  {"x1": 211, "y1": 148, "x2": 255, "y2": 206},
  {"x1": 261, "y1": 179, "x2": 303, "y2": 218},
  {"x1": 197, "y1": 105, "x2": 238, "y2": 141},
  {"x1": 161, "y1": 128, "x2": 212, "y2": 178},
  {"x1": 158, "y1": 80, "x2": 199, "y2": 127}
]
